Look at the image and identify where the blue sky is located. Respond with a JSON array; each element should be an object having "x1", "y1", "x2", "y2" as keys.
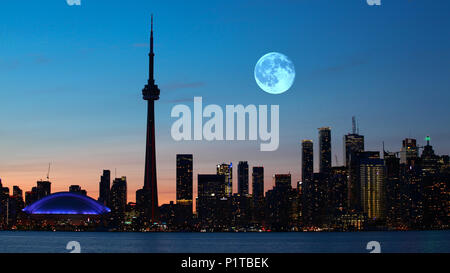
[{"x1": 0, "y1": 0, "x2": 449, "y2": 203}]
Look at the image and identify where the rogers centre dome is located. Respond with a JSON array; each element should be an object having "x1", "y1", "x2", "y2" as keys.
[{"x1": 23, "y1": 192, "x2": 111, "y2": 215}]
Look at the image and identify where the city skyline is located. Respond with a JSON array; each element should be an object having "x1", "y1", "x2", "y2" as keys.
[
  {"x1": 1, "y1": 115, "x2": 448, "y2": 231},
  {"x1": 0, "y1": 125, "x2": 444, "y2": 209},
  {"x1": 1, "y1": 0, "x2": 450, "y2": 205}
]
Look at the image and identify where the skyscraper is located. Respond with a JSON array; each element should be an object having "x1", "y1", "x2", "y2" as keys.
[
  {"x1": 400, "y1": 138, "x2": 418, "y2": 164},
  {"x1": 0, "y1": 180, "x2": 9, "y2": 227},
  {"x1": 197, "y1": 174, "x2": 229, "y2": 227},
  {"x1": 384, "y1": 151, "x2": 403, "y2": 228},
  {"x1": 198, "y1": 174, "x2": 227, "y2": 200},
  {"x1": 98, "y1": 170, "x2": 111, "y2": 206},
  {"x1": 141, "y1": 15, "x2": 160, "y2": 222},
  {"x1": 237, "y1": 161, "x2": 249, "y2": 196},
  {"x1": 348, "y1": 151, "x2": 380, "y2": 212},
  {"x1": 252, "y1": 166, "x2": 264, "y2": 221},
  {"x1": 217, "y1": 163, "x2": 233, "y2": 197},
  {"x1": 110, "y1": 176, "x2": 127, "y2": 227},
  {"x1": 25, "y1": 187, "x2": 38, "y2": 206},
  {"x1": 301, "y1": 140, "x2": 314, "y2": 183},
  {"x1": 318, "y1": 127, "x2": 332, "y2": 174},
  {"x1": 176, "y1": 154, "x2": 193, "y2": 215},
  {"x1": 7, "y1": 190, "x2": 22, "y2": 225},
  {"x1": 252, "y1": 167, "x2": 264, "y2": 201},
  {"x1": 359, "y1": 152, "x2": 385, "y2": 220},
  {"x1": 12, "y1": 186, "x2": 23, "y2": 201},
  {"x1": 301, "y1": 172, "x2": 327, "y2": 227},
  {"x1": 344, "y1": 116, "x2": 365, "y2": 167},
  {"x1": 36, "y1": 180, "x2": 51, "y2": 200},
  {"x1": 344, "y1": 119, "x2": 365, "y2": 214},
  {"x1": 420, "y1": 136, "x2": 438, "y2": 174},
  {"x1": 344, "y1": 135, "x2": 364, "y2": 167},
  {"x1": 420, "y1": 136, "x2": 447, "y2": 228},
  {"x1": 265, "y1": 174, "x2": 298, "y2": 230},
  {"x1": 231, "y1": 193, "x2": 251, "y2": 227},
  {"x1": 329, "y1": 167, "x2": 347, "y2": 217},
  {"x1": 274, "y1": 174, "x2": 292, "y2": 189}
]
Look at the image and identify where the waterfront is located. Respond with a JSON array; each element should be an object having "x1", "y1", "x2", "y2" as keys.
[{"x1": 0, "y1": 230, "x2": 448, "y2": 253}]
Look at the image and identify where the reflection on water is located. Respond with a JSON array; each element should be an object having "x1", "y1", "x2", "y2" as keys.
[{"x1": 0, "y1": 231, "x2": 448, "y2": 253}]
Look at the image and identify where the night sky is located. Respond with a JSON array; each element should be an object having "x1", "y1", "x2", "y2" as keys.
[{"x1": 1, "y1": 0, "x2": 449, "y2": 204}]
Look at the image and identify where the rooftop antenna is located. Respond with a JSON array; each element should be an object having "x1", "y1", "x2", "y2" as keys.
[
  {"x1": 352, "y1": 116, "x2": 356, "y2": 134},
  {"x1": 115, "y1": 168, "x2": 117, "y2": 179}
]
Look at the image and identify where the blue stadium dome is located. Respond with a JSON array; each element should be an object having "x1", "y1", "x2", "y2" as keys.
[{"x1": 23, "y1": 192, "x2": 111, "y2": 215}]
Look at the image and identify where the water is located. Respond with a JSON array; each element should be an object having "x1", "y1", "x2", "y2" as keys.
[{"x1": 0, "y1": 231, "x2": 448, "y2": 253}]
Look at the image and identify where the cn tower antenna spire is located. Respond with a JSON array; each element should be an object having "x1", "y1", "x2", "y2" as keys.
[
  {"x1": 151, "y1": 14, "x2": 153, "y2": 52},
  {"x1": 149, "y1": 14, "x2": 155, "y2": 83}
]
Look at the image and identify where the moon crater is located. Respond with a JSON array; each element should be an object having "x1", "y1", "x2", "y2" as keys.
[{"x1": 254, "y1": 52, "x2": 295, "y2": 95}]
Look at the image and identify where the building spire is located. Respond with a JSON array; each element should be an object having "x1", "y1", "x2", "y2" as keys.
[
  {"x1": 149, "y1": 14, "x2": 155, "y2": 83},
  {"x1": 352, "y1": 116, "x2": 356, "y2": 134},
  {"x1": 151, "y1": 14, "x2": 153, "y2": 54}
]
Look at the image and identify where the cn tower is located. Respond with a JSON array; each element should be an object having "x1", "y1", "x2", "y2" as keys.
[{"x1": 141, "y1": 14, "x2": 160, "y2": 222}]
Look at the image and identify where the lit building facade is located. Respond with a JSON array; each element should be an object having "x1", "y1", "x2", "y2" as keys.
[
  {"x1": 237, "y1": 161, "x2": 249, "y2": 196},
  {"x1": 197, "y1": 174, "x2": 230, "y2": 229},
  {"x1": 360, "y1": 154, "x2": 385, "y2": 220},
  {"x1": 110, "y1": 176, "x2": 127, "y2": 227},
  {"x1": 217, "y1": 163, "x2": 233, "y2": 197},
  {"x1": 176, "y1": 154, "x2": 193, "y2": 221},
  {"x1": 344, "y1": 133, "x2": 364, "y2": 167},
  {"x1": 301, "y1": 140, "x2": 314, "y2": 184},
  {"x1": 98, "y1": 170, "x2": 111, "y2": 206},
  {"x1": 265, "y1": 174, "x2": 299, "y2": 231},
  {"x1": 400, "y1": 138, "x2": 418, "y2": 164},
  {"x1": 252, "y1": 166, "x2": 264, "y2": 222}
]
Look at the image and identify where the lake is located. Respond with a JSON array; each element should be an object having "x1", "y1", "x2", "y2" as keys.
[{"x1": 0, "y1": 231, "x2": 448, "y2": 253}]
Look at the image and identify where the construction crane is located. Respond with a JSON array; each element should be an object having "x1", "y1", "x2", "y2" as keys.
[{"x1": 46, "y1": 163, "x2": 51, "y2": 181}]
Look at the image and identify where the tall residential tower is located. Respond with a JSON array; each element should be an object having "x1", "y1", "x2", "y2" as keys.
[
  {"x1": 301, "y1": 140, "x2": 314, "y2": 183},
  {"x1": 176, "y1": 154, "x2": 193, "y2": 214},
  {"x1": 318, "y1": 127, "x2": 332, "y2": 174},
  {"x1": 237, "y1": 161, "x2": 249, "y2": 196}
]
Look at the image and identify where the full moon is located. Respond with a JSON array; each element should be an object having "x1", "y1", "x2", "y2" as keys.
[{"x1": 254, "y1": 52, "x2": 295, "y2": 95}]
